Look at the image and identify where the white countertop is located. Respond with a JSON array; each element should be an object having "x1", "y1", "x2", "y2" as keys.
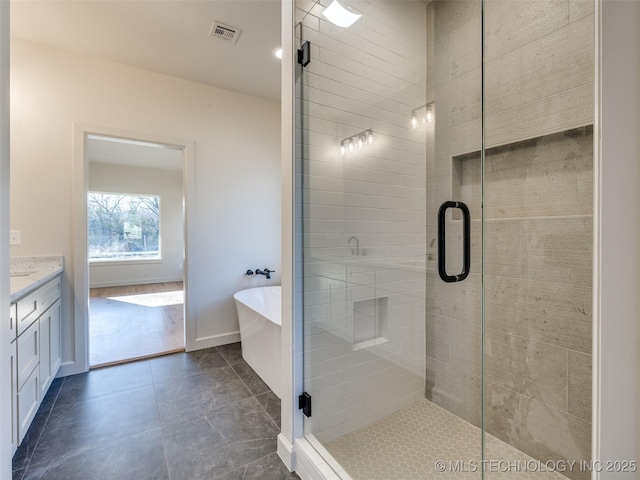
[{"x1": 10, "y1": 255, "x2": 64, "y2": 302}]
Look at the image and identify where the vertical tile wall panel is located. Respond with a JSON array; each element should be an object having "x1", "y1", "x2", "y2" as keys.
[
  {"x1": 426, "y1": 1, "x2": 594, "y2": 477},
  {"x1": 297, "y1": 0, "x2": 428, "y2": 444}
]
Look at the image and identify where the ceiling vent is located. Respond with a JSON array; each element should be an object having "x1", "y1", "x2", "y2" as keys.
[{"x1": 209, "y1": 21, "x2": 241, "y2": 44}]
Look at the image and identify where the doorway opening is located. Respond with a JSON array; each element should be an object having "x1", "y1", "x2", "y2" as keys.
[{"x1": 86, "y1": 134, "x2": 186, "y2": 367}]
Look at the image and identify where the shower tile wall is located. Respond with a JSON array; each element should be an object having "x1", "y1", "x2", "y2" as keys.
[
  {"x1": 426, "y1": 1, "x2": 594, "y2": 479},
  {"x1": 297, "y1": 0, "x2": 428, "y2": 443}
]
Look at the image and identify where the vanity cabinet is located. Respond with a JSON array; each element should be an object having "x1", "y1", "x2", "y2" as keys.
[{"x1": 10, "y1": 274, "x2": 62, "y2": 451}]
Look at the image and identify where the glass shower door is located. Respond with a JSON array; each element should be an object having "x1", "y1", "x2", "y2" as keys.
[
  {"x1": 295, "y1": 0, "x2": 594, "y2": 478},
  {"x1": 295, "y1": 0, "x2": 483, "y2": 478},
  {"x1": 481, "y1": 1, "x2": 594, "y2": 478}
]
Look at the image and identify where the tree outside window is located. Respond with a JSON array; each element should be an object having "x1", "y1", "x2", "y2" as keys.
[{"x1": 88, "y1": 192, "x2": 161, "y2": 261}]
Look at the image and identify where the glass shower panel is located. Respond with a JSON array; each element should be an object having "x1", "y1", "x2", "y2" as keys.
[
  {"x1": 482, "y1": 1, "x2": 594, "y2": 479},
  {"x1": 295, "y1": 0, "x2": 595, "y2": 478},
  {"x1": 295, "y1": 0, "x2": 482, "y2": 478}
]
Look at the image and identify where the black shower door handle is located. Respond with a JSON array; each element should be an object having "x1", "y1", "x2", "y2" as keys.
[{"x1": 437, "y1": 201, "x2": 470, "y2": 283}]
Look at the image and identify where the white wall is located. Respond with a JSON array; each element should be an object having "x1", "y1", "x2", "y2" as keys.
[
  {"x1": 10, "y1": 38, "x2": 281, "y2": 372},
  {"x1": 88, "y1": 162, "x2": 184, "y2": 288}
]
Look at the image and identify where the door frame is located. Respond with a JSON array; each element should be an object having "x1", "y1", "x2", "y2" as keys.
[
  {"x1": 71, "y1": 123, "x2": 196, "y2": 374},
  {"x1": 0, "y1": 1, "x2": 10, "y2": 478}
]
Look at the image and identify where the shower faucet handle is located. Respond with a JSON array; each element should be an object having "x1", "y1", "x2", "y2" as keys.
[{"x1": 245, "y1": 270, "x2": 254, "y2": 276}]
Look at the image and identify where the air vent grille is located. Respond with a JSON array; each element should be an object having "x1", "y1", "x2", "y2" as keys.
[{"x1": 209, "y1": 21, "x2": 241, "y2": 43}]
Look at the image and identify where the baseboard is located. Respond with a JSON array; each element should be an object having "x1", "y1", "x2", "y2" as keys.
[
  {"x1": 89, "y1": 276, "x2": 184, "y2": 288},
  {"x1": 57, "y1": 360, "x2": 86, "y2": 378},
  {"x1": 187, "y1": 331, "x2": 241, "y2": 352},
  {"x1": 278, "y1": 433, "x2": 295, "y2": 471}
]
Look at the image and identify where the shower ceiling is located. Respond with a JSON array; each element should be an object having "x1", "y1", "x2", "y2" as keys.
[{"x1": 10, "y1": 0, "x2": 282, "y2": 102}]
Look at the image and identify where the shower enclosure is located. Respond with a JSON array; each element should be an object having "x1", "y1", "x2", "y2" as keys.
[{"x1": 295, "y1": 0, "x2": 593, "y2": 478}]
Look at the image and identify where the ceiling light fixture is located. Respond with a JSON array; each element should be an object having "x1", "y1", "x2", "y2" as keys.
[
  {"x1": 322, "y1": 0, "x2": 362, "y2": 28},
  {"x1": 273, "y1": 47, "x2": 283, "y2": 60}
]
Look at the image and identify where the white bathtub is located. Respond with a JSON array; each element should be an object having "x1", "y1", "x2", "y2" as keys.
[{"x1": 233, "y1": 286, "x2": 281, "y2": 398}]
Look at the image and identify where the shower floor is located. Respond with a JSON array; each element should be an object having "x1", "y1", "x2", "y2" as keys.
[{"x1": 325, "y1": 400, "x2": 570, "y2": 480}]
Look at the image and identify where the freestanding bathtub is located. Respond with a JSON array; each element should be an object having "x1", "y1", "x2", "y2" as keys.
[{"x1": 233, "y1": 286, "x2": 281, "y2": 398}]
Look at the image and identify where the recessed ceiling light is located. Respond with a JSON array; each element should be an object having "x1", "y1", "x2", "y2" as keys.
[
  {"x1": 322, "y1": 0, "x2": 362, "y2": 28},
  {"x1": 273, "y1": 47, "x2": 283, "y2": 60}
]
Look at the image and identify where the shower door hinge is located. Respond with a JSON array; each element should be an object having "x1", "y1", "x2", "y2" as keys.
[
  {"x1": 298, "y1": 41, "x2": 311, "y2": 67},
  {"x1": 298, "y1": 392, "x2": 312, "y2": 417}
]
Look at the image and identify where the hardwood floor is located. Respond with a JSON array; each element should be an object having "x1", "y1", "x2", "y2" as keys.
[{"x1": 89, "y1": 282, "x2": 184, "y2": 367}]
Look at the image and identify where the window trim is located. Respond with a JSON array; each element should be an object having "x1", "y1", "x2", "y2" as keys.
[{"x1": 89, "y1": 258, "x2": 164, "y2": 267}]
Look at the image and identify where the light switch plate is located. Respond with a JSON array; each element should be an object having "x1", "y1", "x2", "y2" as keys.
[{"x1": 10, "y1": 230, "x2": 21, "y2": 245}]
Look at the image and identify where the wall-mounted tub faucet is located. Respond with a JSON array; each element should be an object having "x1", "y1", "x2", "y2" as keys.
[
  {"x1": 348, "y1": 236, "x2": 360, "y2": 256},
  {"x1": 255, "y1": 268, "x2": 275, "y2": 279}
]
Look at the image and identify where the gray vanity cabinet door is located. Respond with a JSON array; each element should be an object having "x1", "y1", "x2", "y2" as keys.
[
  {"x1": 39, "y1": 312, "x2": 51, "y2": 397},
  {"x1": 18, "y1": 367, "x2": 39, "y2": 444},
  {"x1": 39, "y1": 298, "x2": 62, "y2": 396},
  {"x1": 17, "y1": 320, "x2": 39, "y2": 390},
  {"x1": 50, "y1": 300, "x2": 62, "y2": 375},
  {"x1": 10, "y1": 340, "x2": 17, "y2": 455}
]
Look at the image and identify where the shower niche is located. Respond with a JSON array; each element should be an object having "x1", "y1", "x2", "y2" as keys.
[
  {"x1": 352, "y1": 296, "x2": 388, "y2": 350},
  {"x1": 452, "y1": 127, "x2": 593, "y2": 221}
]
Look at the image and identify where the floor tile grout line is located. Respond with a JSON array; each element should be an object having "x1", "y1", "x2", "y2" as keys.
[
  {"x1": 149, "y1": 360, "x2": 184, "y2": 480},
  {"x1": 263, "y1": 394, "x2": 282, "y2": 431},
  {"x1": 149, "y1": 348, "x2": 264, "y2": 432},
  {"x1": 147, "y1": 359, "x2": 172, "y2": 480},
  {"x1": 216, "y1": 346, "x2": 268, "y2": 415},
  {"x1": 215, "y1": 346, "x2": 279, "y2": 427},
  {"x1": 217, "y1": 346, "x2": 259, "y2": 400},
  {"x1": 214, "y1": 345, "x2": 284, "y2": 469},
  {"x1": 15, "y1": 376, "x2": 67, "y2": 477},
  {"x1": 49, "y1": 379, "x2": 157, "y2": 411},
  {"x1": 213, "y1": 452, "x2": 278, "y2": 480}
]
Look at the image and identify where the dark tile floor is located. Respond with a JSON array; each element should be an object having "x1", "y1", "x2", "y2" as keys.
[{"x1": 12, "y1": 343, "x2": 300, "y2": 480}]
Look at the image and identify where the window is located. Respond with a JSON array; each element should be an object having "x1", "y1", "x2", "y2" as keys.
[{"x1": 88, "y1": 192, "x2": 161, "y2": 262}]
